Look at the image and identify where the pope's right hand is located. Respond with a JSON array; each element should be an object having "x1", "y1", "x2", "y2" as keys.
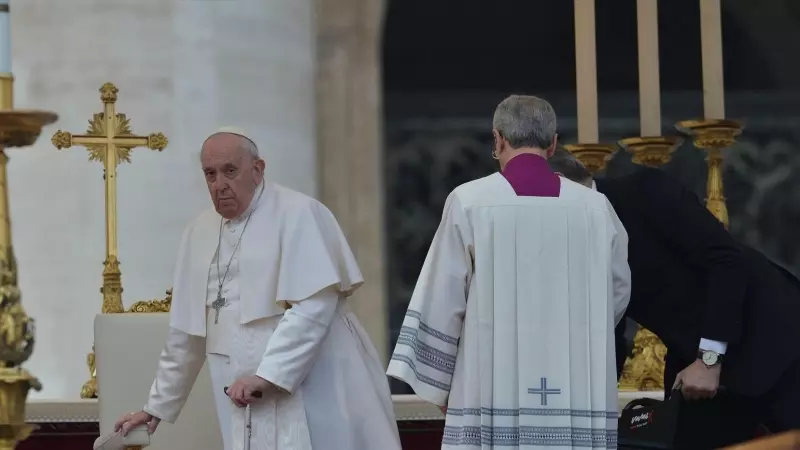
[{"x1": 114, "y1": 410, "x2": 160, "y2": 436}]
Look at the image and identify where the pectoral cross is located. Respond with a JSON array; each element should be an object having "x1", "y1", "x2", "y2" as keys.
[{"x1": 212, "y1": 293, "x2": 228, "y2": 324}]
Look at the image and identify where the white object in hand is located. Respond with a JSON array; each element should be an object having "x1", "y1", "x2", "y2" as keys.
[{"x1": 93, "y1": 426, "x2": 150, "y2": 450}]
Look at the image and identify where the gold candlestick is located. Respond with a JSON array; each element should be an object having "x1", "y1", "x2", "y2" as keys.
[
  {"x1": 676, "y1": 119, "x2": 742, "y2": 228},
  {"x1": 614, "y1": 136, "x2": 683, "y2": 391},
  {"x1": 618, "y1": 136, "x2": 682, "y2": 167},
  {"x1": 51, "y1": 83, "x2": 168, "y2": 398},
  {"x1": 0, "y1": 73, "x2": 59, "y2": 450},
  {"x1": 563, "y1": 143, "x2": 618, "y2": 173}
]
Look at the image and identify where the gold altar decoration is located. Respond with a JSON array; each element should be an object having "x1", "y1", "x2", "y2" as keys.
[
  {"x1": 563, "y1": 143, "x2": 618, "y2": 173},
  {"x1": 127, "y1": 289, "x2": 172, "y2": 313},
  {"x1": 676, "y1": 119, "x2": 743, "y2": 228},
  {"x1": 618, "y1": 328, "x2": 667, "y2": 391},
  {"x1": 51, "y1": 82, "x2": 168, "y2": 398},
  {"x1": 0, "y1": 73, "x2": 59, "y2": 450}
]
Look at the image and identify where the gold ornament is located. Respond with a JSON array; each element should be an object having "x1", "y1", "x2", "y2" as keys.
[
  {"x1": 50, "y1": 82, "x2": 168, "y2": 398},
  {"x1": 677, "y1": 119, "x2": 743, "y2": 228},
  {"x1": 0, "y1": 72, "x2": 59, "y2": 449},
  {"x1": 563, "y1": 143, "x2": 618, "y2": 174}
]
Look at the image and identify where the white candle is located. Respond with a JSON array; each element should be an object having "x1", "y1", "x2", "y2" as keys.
[
  {"x1": 574, "y1": 0, "x2": 599, "y2": 143},
  {"x1": 637, "y1": 0, "x2": 661, "y2": 136},
  {"x1": 700, "y1": 0, "x2": 725, "y2": 119},
  {"x1": 0, "y1": 0, "x2": 9, "y2": 73}
]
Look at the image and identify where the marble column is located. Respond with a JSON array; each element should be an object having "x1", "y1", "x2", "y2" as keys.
[
  {"x1": 12, "y1": 0, "x2": 316, "y2": 400},
  {"x1": 315, "y1": 0, "x2": 389, "y2": 361}
]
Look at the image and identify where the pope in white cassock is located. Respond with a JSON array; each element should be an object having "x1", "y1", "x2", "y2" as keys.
[
  {"x1": 387, "y1": 96, "x2": 632, "y2": 449},
  {"x1": 114, "y1": 128, "x2": 402, "y2": 450}
]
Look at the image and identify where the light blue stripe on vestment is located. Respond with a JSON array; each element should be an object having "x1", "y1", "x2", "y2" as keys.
[
  {"x1": 443, "y1": 425, "x2": 617, "y2": 448},
  {"x1": 405, "y1": 310, "x2": 459, "y2": 346},
  {"x1": 447, "y1": 407, "x2": 618, "y2": 419},
  {"x1": 397, "y1": 326, "x2": 456, "y2": 375},
  {"x1": 390, "y1": 354, "x2": 451, "y2": 391}
]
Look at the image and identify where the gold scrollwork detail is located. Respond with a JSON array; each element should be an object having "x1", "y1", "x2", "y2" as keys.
[
  {"x1": 80, "y1": 347, "x2": 97, "y2": 399},
  {"x1": 127, "y1": 289, "x2": 172, "y2": 313},
  {"x1": 619, "y1": 327, "x2": 667, "y2": 391}
]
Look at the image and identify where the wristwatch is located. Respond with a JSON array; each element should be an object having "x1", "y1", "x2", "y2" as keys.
[{"x1": 697, "y1": 349, "x2": 724, "y2": 367}]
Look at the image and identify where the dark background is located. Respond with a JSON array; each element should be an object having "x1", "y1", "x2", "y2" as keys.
[{"x1": 380, "y1": 0, "x2": 800, "y2": 393}]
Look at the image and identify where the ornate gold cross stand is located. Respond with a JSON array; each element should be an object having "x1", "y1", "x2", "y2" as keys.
[
  {"x1": 51, "y1": 83, "x2": 167, "y2": 398},
  {"x1": 0, "y1": 72, "x2": 58, "y2": 449}
]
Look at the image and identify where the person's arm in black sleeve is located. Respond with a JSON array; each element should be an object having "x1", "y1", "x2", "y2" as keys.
[{"x1": 632, "y1": 169, "x2": 747, "y2": 349}]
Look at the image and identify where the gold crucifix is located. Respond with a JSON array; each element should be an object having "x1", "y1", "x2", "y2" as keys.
[{"x1": 51, "y1": 83, "x2": 168, "y2": 314}]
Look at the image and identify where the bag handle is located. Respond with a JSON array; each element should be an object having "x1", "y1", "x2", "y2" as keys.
[
  {"x1": 668, "y1": 381, "x2": 682, "y2": 399},
  {"x1": 622, "y1": 397, "x2": 660, "y2": 411}
]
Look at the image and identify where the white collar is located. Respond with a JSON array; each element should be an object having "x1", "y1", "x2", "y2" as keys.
[
  {"x1": 227, "y1": 181, "x2": 265, "y2": 224},
  {"x1": 591, "y1": 179, "x2": 597, "y2": 191}
]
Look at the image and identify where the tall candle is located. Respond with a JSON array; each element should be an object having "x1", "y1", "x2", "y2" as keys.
[
  {"x1": 700, "y1": 0, "x2": 725, "y2": 119},
  {"x1": 637, "y1": 0, "x2": 661, "y2": 136},
  {"x1": 0, "y1": 0, "x2": 9, "y2": 73},
  {"x1": 574, "y1": 0, "x2": 599, "y2": 143}
]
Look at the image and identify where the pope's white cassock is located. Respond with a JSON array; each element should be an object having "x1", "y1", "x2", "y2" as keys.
[
  {"x1": 142, "y1": 181, "x2": 402, "y2": 450},
  {"x1": 387, "y1": 169, "x2": 631, "y2": 449}
]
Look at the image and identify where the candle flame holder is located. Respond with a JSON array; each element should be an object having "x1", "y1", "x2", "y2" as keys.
[
  {"x1": 563, "y1": 143, "x2": 618, "y2": 174},
  {"x1": 676, "y1": 119, "x2": 743, "y2": 229},
  {"x1": 618, "y1": 136, "x2": 682, "y2": 167},
  {"x1": 0, "y1": 75, "x2": 59, "y2": 450}
]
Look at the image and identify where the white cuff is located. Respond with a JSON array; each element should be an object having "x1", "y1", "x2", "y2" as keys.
[{"x1": 699, "y1": 338, "x2": 728, "y2": 355}]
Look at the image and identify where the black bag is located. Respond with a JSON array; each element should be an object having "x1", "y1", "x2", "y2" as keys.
[{"x1": 618, "y1": 388, "x2": 682, "y2": 450}]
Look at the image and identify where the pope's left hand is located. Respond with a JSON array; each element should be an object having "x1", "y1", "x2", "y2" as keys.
[
  {"x1": 227, "y1": 375, "x2": 271, "y2": 408},
  {"x1": 672, "y1": 359, "x2": 721, "y2": 401}
]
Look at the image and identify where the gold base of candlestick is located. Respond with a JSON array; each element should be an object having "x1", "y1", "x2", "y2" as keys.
[
  {"x1": 676, "y1": 119, "x2": 743, "y2": 228},
  {"x1": 563, "y1": 143, "x2": 618, "y2": 174},
  {"x1": 0, "y1": 71, "x2": 59, "y2": 450},
  {"x1": 0, "y1": 368, "x2": 41, "y2": 450},
  {"x1": 618, "y1": 136, "x2": 683, "y2": 167}
]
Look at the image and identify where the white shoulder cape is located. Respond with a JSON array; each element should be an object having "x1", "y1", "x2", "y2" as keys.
[{"x1": 169, "y1": 182, "x2": 364, "y2": 336}]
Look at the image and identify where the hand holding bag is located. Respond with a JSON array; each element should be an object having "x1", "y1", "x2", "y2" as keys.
[{"x1": 618, "y1": 386, "x2": 683, "y2": 450}]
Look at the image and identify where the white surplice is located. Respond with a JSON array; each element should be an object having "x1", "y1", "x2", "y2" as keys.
[
  {"x1": 387, "y1": 173, "x2": 631, "y2": 449},
  {"x1": 144, "y1": 181, "x2": 402, "y2": 450}
]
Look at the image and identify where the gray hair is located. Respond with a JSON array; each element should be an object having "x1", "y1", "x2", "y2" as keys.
[
  {"x1": 199, "y1": 132, "x2": 259, "y2": 160},
  {"x1": 237, "y1": 135, "x2": 259, "y2": 159},
  {"x1": 547, "y1": 148, "x2": 592, "y2": 184},
  {"x1": 492, "y1": 95, "x2": 557, "y2": 150}
]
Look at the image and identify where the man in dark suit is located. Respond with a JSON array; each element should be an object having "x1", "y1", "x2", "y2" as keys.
[{"x1": 548, "y1": 148, "x2": 800, "y2": 449}]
